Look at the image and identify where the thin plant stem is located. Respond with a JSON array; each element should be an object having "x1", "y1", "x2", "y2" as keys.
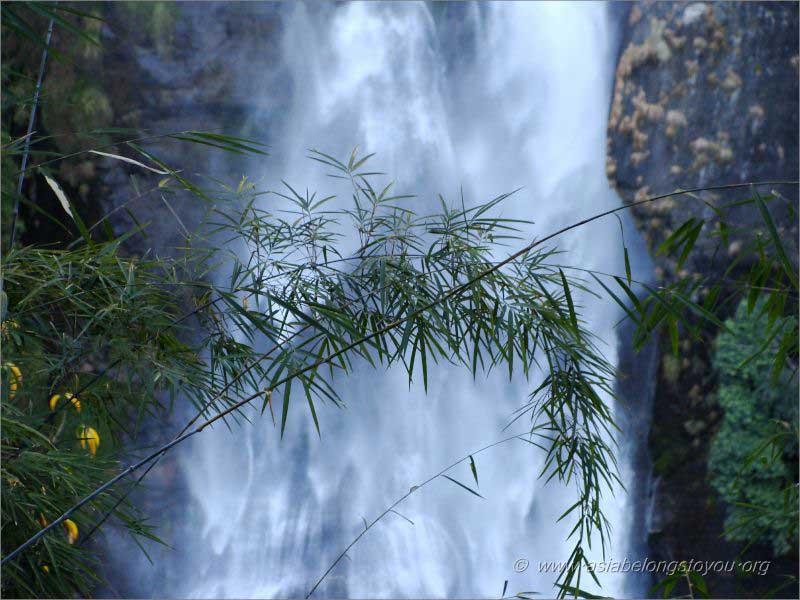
[
  {"x1": 306, "y1": 433, "x2": 529, "y2": 598},
  {"x1": 8, "y1": 18, "x2": 54, "y2": 251}
]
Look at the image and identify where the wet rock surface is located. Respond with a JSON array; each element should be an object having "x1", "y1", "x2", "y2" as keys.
[
  {"x1": 95, "y1": 2, "x2": 285, "y2": 253},
  {"x1": 607, "y1": 3, "x2": 798, "y2": 597}
]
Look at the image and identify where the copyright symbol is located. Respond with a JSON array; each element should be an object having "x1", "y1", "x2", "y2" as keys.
[{"x1": 514, "y1": 558, "x2": 529, "y2": 573}]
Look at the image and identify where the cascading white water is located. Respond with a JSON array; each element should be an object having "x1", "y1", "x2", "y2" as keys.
[{"x1": 111, "y1": 3, "x2": 646, "y2": 598}]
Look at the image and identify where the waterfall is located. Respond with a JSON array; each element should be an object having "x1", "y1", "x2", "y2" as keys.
[{"x1": 106, "y1": 3, "x2": 649, "y2": 597}]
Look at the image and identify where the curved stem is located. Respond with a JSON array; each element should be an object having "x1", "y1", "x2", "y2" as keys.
[{"x1": 306, "y1": 433, "x2": 528, "y2": 598}]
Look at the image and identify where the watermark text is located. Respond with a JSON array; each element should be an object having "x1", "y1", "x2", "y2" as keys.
[{"x1": 515, "y1": 558, "x2": 771, "y2": 577}]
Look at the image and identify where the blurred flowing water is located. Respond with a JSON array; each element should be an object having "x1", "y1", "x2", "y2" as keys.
[{"x1": 106, "y1": 3, "x2": 653, "y2": 597}]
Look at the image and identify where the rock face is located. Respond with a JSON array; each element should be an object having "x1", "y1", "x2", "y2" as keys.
[
  {"x1": 94, "y1": 2, "x2": 285, "y2": 252},
  {"x1": 608, "y1": 1, "x2": 798, "y2": 274},
  {"x1": 12, "y1": 3, "x2": 286, "y2": 253},
  {"x1": 607, "y1": 2, "x2": 798, "y2": 597}
]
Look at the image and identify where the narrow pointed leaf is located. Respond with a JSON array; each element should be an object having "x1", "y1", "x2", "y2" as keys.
[
  {"x1": 469, "y1": 455, "x2": 479, "y2": 487},
  {"x1": 441, "y1": 474, "x2": 484, "y2": 499}
]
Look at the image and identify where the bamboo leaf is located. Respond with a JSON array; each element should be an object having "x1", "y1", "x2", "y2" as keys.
[
  {"x1": 623, "y1": 247, "x2": 631, "y2": 285},
  {"x1": 676, "y1": 220, "x2": 703, "y2": 271},
  {"x1": 43, "y1": 174, "x2": 93, "y2": 245},
  {"x1": 753, "y1": 188, "x2": 798, "y2": 290},
  {"x1": 305, "y1": 383, "x2": 321, "y2": 438},
  {"x1": 441, "y1": 474, "x2": 484, "y2": 499},
  {"x1": 43, "y1": 174, "x2": 73, "y2": 219},
  {"x1": 559, "y1": 269, "x2": 579, "y2": 337},
  {"x1": 469, "y1": 455, "x2": 479, "y2": 487},
  {"x1": 280, "y1": 380, "x2": 292, "y2": 439},
  {"x1": 689, "y1": 571, "x2": 709, "y2": 599},
  {"x1": 667, "y1": 316, "x2": 679, "y2": 356},
  {"x1": 657, "y1": 218, "x2": 695, "y2": 256},
  {"x1": 88, "y1": 150, "x2": 170, "y2": 174}
]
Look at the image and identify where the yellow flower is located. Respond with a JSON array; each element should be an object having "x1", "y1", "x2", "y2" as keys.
[
  {"x1": 77, "y1": 426, "x2": 100, "y2": 455},
  {"x1": 37, "y1": 513, "x2": 48, "y2": 528},
  {"x1": 5, "y1": 362, "x2": 21, "y2": 399},
  {"x1": 63, "y1": 519, "x2": 78, "y2": 544},
  {"x1": 49, "y1": 393, "x2": 81, "y2": 412},
  {"x1": 1, "y1": 319, "x2": 19, "y2": 338},
  {"x1": 42, "y1": 565, "x2": 50, "y2": 574}
]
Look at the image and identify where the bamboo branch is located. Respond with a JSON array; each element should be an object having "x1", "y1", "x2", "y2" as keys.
[
  {"x1": 4, "y1": 179, "x2": 797, "y2": 565},
  {"x1": 76, "y1": 255, "x2": 431, "y2": 546}
]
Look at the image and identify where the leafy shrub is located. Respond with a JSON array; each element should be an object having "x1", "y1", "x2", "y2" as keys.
[
  {"x1": 0, "y1": 242, "x2": 215, "y2": 596},
  {"x1": 708, "y1": 300, "x2": 798, "y2": 556}
]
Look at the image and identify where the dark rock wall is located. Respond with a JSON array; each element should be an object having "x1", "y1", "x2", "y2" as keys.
[
  {"x1": 608, "y1": 1, "x2": 797, "y2": 272},
  {"x1": 95, "y1": 2, "x2": 285, "y2": 252},
  {"x1": 607, "y1": 2, "x2": 798, "y2": 597}
]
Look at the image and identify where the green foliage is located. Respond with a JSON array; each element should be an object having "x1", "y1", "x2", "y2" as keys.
[
  {"x1": 2, "y1": 143, "x2": 622, "y2": 598},
  {"x1": 1, "y1": 401, "x2": 158, "y2": 597},
  {"x1": 0, "y1": 9, "x2": 279, "y2": 594},
  {"x1": 708, "y1": 300, "x2": 798, "y2": 557},
  {"x1": 1, "y1": 132, "x2": 24, "y2": 243},
  {"x1": 591, "y1": 185, "x2": 798, "y2": 597},
  {"x1": 0, "y1": 242, "x2": 210, "y2": 596},
  {"x1": 650, "y1": 561, "x2": 709, "y2": 599},
  {"x1": 601, "y1": 186, "x2": 798, "y2": 383}
]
